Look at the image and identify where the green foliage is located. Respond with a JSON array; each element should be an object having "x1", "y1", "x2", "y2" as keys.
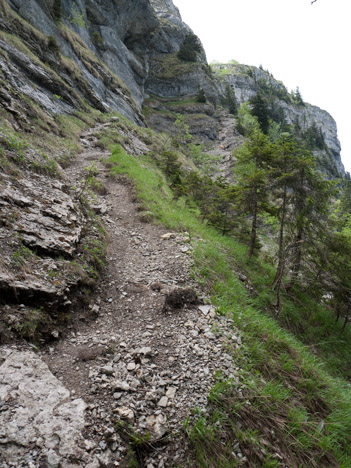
[
  {"x1": 236, "y1": 103, "x2": 260, "y2": 136},
  {"x1": 158, "y1": 150, "x2": 183, "y2": 191},
  {"x1": 15, "y1": 307, "x2": 51, "y2": 341},
  {"x1": 11, "y1": 245, "x2": 36, "y2": 269},
  {"x1": 188, "y1": 143, "x2": 220, "y2": 176},
  {"x1": 196, "y1": 87, "x2": 207, "y2": 103},
  {"x1": 303, "y1": 122, "x2": 326, "y2": 150},
  {"x1": 81, "y1": 237, "x2": 106, "y2": 276},
  {"x1": 174, "y1": 113, "x2": 192, "y2": 144},
  {"x1": 69, "y1": 2, "x2": 86, "y2": 28},
  {"x1": 177, "y1": 34, "x2": 201, "y2": 62},
  {"x1": 221, "y1": 84, "x2": 238, "y2": 115},
  {"x1": 291, "y1": 86, "x2": 305, "y2": 106},
  {"x1": 91, "y1": 31, "x2": 103, "y2": 48},
  {"x1": 0, "y1": 127, "x2": 28, "y2": 154},
  {"x1": 250, "y1": 93, "x2": 270, "y2": 134},
  {"x1": 75, "y1": 162, "x2": 99, "y2": 202},
  {"x1": 153, "y1": 53, "x2": 199, "y2": 80},
  {"x1": 47, "y1": 35, "x2": 60, "y2": 53},
  {"x1": 233, "y1": 128, "x2": 275, "y2": 256},
  {"x1": 52, "y1": 0, "x2": 62, "y2": 23}
]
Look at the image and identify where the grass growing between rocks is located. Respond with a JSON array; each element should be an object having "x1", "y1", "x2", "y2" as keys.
[
  {"x1": 151, "y1": 53, "x2": 200, "y2": 80},
  {"x1": 107, "y1": 142, "x2": 351, "y2": 467}
]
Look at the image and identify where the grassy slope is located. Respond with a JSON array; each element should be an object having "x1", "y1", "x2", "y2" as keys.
[
  {"x1": 4, "y1": 87, "x2": 351, "y2": 463},
  {"x1": 103, "y1": 136, "x2": 351, "y2": 467}
]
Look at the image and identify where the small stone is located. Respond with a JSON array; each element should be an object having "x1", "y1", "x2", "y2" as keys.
[
  {"x1": 115, "y1": 406, "x2": 134, "y2": 424},
  {"x1": 113, "y1": 354, "x2": 121, "y2": 363},
  {"x1": 198, "y1": 305, "x2": 212, "y2": 316},
  {"x1": 166, "y1": 387, "x2": 177, "y2": 399},
  {"x1": 139, "y1": 347, "x2": 152, "y2": 357},
  {"x1": 101, "y1": 366, "x2": 114, "y2": 376},
  {"x1": 51, "y1": 330, "x2": 59, "y2": 339},
  {"x1": 112, "y1": 380, "x2": 130, "y2": 391},
  {"x1": 158, "y1": 396, "x2": 168, "y2": 408},
  {"x1": 127, "y1": 362, "x2": 136, "y2": 371},
  {"x1": 113, "y1": 392, "x2": 122, "y2": 400},
  {"x1": 146, "y1": 414, "x2": 167, "y2": 439},
  {"x1": 161, "y1": 233, "x2": 175, "y2": 240}
]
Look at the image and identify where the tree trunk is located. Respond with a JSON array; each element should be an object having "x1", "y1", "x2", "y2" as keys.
[
  {"x1": 286, "y1": 227, "x2": 303, "y2": 292},
  {"x1": 273, "y1": 186, "x2": 288, "y2": 313},
  {"x1": 248, "y1": 193, "x2": 258, "y2": 257},
  {"x1": 272, "y1": 184, "x2": 287, "y2": 290},
  {"x1": 335, "y1": 306, "x2": 340, "y2": 323},
  {"x1": 341, "y1": 315, "x2": 349, "y2": 333}
]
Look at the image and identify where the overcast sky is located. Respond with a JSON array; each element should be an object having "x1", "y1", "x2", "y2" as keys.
[{"x1": 173, "y1": 0, "x2": 351, "y2": 173}]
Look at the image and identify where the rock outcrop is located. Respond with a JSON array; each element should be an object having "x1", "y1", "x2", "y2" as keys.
[
  {"x1": 212, "y1": 62, "x2": 345, "y2": 177},
  {"x1": 0, "y1": 347, "x2": 95, "y2": 467},
  {"x1": 0, "y1": 1, "x2": 348, "y2": 465},
  {"x1": 0, "y1": 0, "x2": 344, "y2": 177}
]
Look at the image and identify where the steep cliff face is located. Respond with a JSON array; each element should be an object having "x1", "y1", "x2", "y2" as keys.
[
  {"x1": 2, "y1": 0, "x2": 159, "y2": 122},
  {"x1": 0, "y1": 0, "x2": 345, "y2": 177},
  {"x1": 213, "y1": 62, "x2": 345, "y2": 177}
]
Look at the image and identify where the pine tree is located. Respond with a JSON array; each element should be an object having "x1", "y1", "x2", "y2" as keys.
[
  {"x1": 250, "y1": 93, "x2": 270, "y2": 134},
  {"x1": 234, "y1": 128, "x2": 274, "y2": 256},
  {"x1": 196, "y1": 87, "x2": 207, "y2": 103},
  {"x1": 222, "y1": 84, "x2": 238, "y2": 115},
  {"x1": 271, "y1": 134, "x2": 302, "y2": 309},
  {"x1": 285, "y1": 153, "x2": 334, "y2": 291},
  {"x1": 293, "y1": 86, "x2": 305, "y2": 106},
  {"x1": 177, "y1": 34, "x2": 201, "y2": 62}
]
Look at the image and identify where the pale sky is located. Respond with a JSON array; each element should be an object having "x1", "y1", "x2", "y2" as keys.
[{"x1": 173, "y1": 0, "x2": 351, "y2": 173}]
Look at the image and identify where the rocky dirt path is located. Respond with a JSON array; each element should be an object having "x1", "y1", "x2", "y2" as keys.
[{"x1": 1, "y1": 121, "x2": 243, "y2": 468}]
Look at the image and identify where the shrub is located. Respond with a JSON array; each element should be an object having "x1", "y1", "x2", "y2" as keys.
[
  {"x1": 91, "y1": 31, "x2": 103, "y2": 48},
  {"x1": 48, "y1": 35, "x2": 60, "y2": 53},
  {"x1": 196, "y1": 87, "x2": 207, "y2": 103},
  {"x1": 221, "y1": 84, "x2": 238, "y2": 115},
  {"x1": 177, "y1": 34, "x2": 201, "y2": 62},
  {"x1": 52, "y1": 0, "x2": 62, "y2": 23}
]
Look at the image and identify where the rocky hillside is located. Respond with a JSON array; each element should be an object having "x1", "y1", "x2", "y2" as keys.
[
  {"x1": 1, "y1": 0, "x2": 343, "y2": 178},
  {"x1": 212, "y1": 62, "x2": 344, "y2": 177},
  {"x1": 1, "y1": 1, "x2": 351, "y2": 467}
]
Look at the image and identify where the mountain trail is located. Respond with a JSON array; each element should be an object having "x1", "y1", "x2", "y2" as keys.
[{"x1": 0, "y1": 122, "x2": 243, "y2": 468}]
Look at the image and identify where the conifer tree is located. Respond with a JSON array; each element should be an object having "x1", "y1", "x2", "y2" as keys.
[
  {"x1": 250, "y1": 93, "x2": 270, "y2": 134},
  {"x1": 271, "y1": 133, "x2": 302, "y2": 309},
  {"x1": 222, "y1": 84, "x2": 238, "y2": 115},
  {"x1": 285, "y1": 152, "x2": 334, "y2": 291},
  {"x1": 234, "y1": 128, "x2": 274, "y2": 256},
  {"x1": 196, "y1": 87, "x2": 207, "y2": 103},
  {"x1": 177, "y1": 34, "x2": 201, "y2": 62}
]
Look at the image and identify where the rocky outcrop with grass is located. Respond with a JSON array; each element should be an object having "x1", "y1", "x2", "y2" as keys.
[
  {"x1": 1, "y1": 0, "x2": 351, "y2": 466},
  {"x1": 0, "y1": 127, "x2": 105, "y2": 344},
  {"x1": 1, "y1": 0, "x2": 344, "y2": 176}
]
